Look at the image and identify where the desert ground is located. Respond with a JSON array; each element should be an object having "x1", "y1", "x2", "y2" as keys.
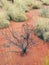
[{"x1": 0, "y1": 0, "x2": 49, "y2": 65}]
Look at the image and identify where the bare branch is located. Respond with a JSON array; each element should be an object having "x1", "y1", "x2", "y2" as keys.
[
  {"x1": 0, "y1": 44, "x2": 10, "y2": 48},
  {"x1": 8, "y1": 27, "x2": 22, "y2": 45},
  {"x1": 0, "y1": 23, "x2": 37, "y2": 56},
  {"x1": 0, "y1": 30, "x2": 21, "y2": 48}
]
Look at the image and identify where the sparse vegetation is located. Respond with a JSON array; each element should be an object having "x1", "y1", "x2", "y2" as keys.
[
  {"x1": 14, "y1": 0, "x2": 30, "y2": 12},
  {"x1": 8, "y1": 5, "x2": 27, "y2": 22},
  {"x1": 42, "y1": 0, "x2": 49, "y2": 5},
  {"x1": 43, "y1": 32, "x2": 49, "y2": 42},
  {"x1": 1, "y1": 23, "x2": 36, "y2": 56},
  {"x1": 0, "y1": 0, "x2": 44, "y2": 28},
  {"x1": 14, "y1": 0, "x2": 33, "y2": 6},
  {"x1": 32, "y1": 0, "x2": 42, "y2": 9},
  {"x1": 0, "y1": 0, "x2": 12, "y2": 10},
  {"x1": 0, "y1": 0, "x2": 49, "y2": 65},
  {"x1": 0, "y1": 9, "x2": 9, "y2": 20},
  {"x1": 0, "y1": 0, "x2": 31, "y2": 24},
  {"x1": 34, "y1": 18, "x2": 49, "y2": 41},
  {"x1": 0, "y1": 19, "x2": 10, "y2": 28},
  {"x1": 40, "y1": 8, "x2": 49, "y2": 18},
  {"x1": 0, "y1": 9, "x2": 10, "y2": 28}
]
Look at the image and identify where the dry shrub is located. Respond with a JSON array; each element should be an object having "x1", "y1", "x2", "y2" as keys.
[
  {"x1": 32, "y1": 0, "x2": 43, "y2": 9},
  {"x1": 34, "y1": 18, "x2": 49, "y2": 41},
  {"x1": 40, "y1": 8, "x2": 49, "y2": 18},
  {"x1": 0, "y1": 19, "x2": 10, "y2": 28},
  {"x1": 14, "y1": 0, "x2": 30, "y2": 12},
  {"x1": 0, "y1": 0, "x2": 12, "y2": 10},
  {"x1": 0, "y1": 1, "x2": 3, "y2": 8},
  {"x1": 24, "y1": 0, "x2": 34, "y2": 6},
  {"x1": 43, "y1": 32, "x2": 49, "y2": 42},
  {"x1": 0, "y1": 9, "x2": 10, "y2": 20},
  {"x1": 15, "y1": 3, "x2": 29, "y2": 12},
  {"x1": 0, "y1": 23, "x2": 36, "y2": 56},
  {"x1": 0, "y1": 8, "x2": 10, "y2": 28},
  {"x1": 0, "y1": 0, "x2": 27, "y2": 23},
  {"x1": 42, "y1": 0, "x2": 49, "y2": 5},
  {"x1": 8, "y1": 5, "x2": 27, "y2": 22},
  {"x1": 14, "y1": 0, "x2": 33, "y2": 6}
]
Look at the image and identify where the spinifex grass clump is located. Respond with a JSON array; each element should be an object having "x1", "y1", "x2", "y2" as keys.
[
  {"x1": 34, "y1": 18, "x2": 49, "y2": 42},
  {"x1": 14, "y1": 0, "x2": 33, "y2": 6},
  {"x1": 1, "y1": 23, "x2": 36, "y2": 56},
  {"x1": 15, "y1": 3, "x2": 29, "y2": 12},
  {"x1": 0, "y1": 9, "x2": 10, "y2": 28},
  {"x1": 0, "y1": 19, "x2": 10, "y2": 28},
  {"x1": 0, "y1": 9, "x2": 10, "y2": 20},
  {"x1": 8, "y1": 5, "x2": 27, "y2": 22},
  {"x1": 0, "y1": 1, "x2": 3, "y2": 8},
  {"x1": 42, "y1": 0, "x2": 49, "y2": 5},
  {"x1": 40, "y1": 8, "x2": 49, "y2": 18},
  {"x1": 0, "y1": 0, "x2": 12, "y2": 10},
  {"x1": 14, "y1": 0, "x2": 30, "y2": 12},
  {"x1": 43, "y1": 32, "x2": 49, "y2": 42},
  {"x1": 32, "y1": 0, "x2": 42, "y2": 9},
  {"x1": 23, "y1": 0, "x2": 34, "y2": 6}
]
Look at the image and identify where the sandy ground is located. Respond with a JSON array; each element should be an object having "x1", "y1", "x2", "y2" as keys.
[{"x1": 0, "y1": 9, "x2": 49, "y2": 65}]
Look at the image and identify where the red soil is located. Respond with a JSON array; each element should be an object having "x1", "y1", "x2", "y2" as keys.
[{"x1": 0, "y1": 9, "x2": 49, "y2": 65}]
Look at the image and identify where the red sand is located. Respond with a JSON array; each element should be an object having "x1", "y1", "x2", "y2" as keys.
[{"x1": 0, "y1": 9, "x2": 49, "y2": 65}]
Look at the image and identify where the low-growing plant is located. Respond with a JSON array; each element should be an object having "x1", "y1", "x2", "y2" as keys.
[
  {"x1": 40, "y1": 8, "x2": 49, "y2": 18},
  {"x1": 14, "y1": 0, "x2": 33, "y2": 6},
  {"x1": 14, "y1": 2, "x2": 30, "y2": 12},
  {"x1": 7, "y1": 0, "x2": 14, "y2": 3},
  {"x1": 11, "y1": 0, "x2": 30, "y2": 12},
  {"x1": 0, "y1": 9, "x2": 10, "y2": 20},
  {"x1": 42, "y1": 0, "x2": 49, "y2": 5},
  {"x1": 43, "y1": 32, "x2": 49, "y2": 42},
  {"x1": 24, "y1": 0, "x2": 34, "y2": 6},
  {"x1": 1, "y1": 23, "x2": 36, "y2": 56},
  {"x1": 34, "y1": 18, "x2": 49, "y2": 41},
  {"x1": 8, "y1": 5, "x2": 27, "y2": 22},
  {"x1": 32, "y1": 0, "x2": 42, "y2": 9},
  {"x1": 0, "y1": 1, "x2": 3, "y2": 8},
  {"x1": 0, "y1": 0, "x2": 13, "y2": 10},
  {"x1": 0, "y1": 19, "x2": 10, "y2": 28}
]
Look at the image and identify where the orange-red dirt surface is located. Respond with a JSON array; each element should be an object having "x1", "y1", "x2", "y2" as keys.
[{"x1": 0, "y1": 9, "x2": 49, "y2": 65}]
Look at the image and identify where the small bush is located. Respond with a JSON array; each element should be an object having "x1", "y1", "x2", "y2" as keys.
[
  {"x1": 8, "y1": 5, "x2": 27, "y2": 22},
  {"x1": 40, "y1": 8, "x2": 49, "y2": 18},
  {"x1": 42, "y1": 0, "x2": 49, "y2": 5},
  {"x1": 0, "y1": 23, "x2": 36, "y2": 56},
  {"x1": 14, "y1": 0, "x2": 30, "y2": 12},
  {"x1": 15, "y1": 3, "x2": 29, "y2": 12},
  {"x1": 24, "y1": 0, "x2": 34, "y2": 6},
  {"x1": 3, "y1": 3, "x2": 12, "y2": 11},
  {"x1": 34, "y1": 18, "x2": 49, "y2": 41},
  {"x1": 0, "y1": 19, "x2": 10, "y2": 28},
  {"x1": 32, "y1": 1, "x2": 42, "y2": 9},
  {"x1": 0, "y1": 0, "x2": 12, "y2": 10},
  {"x1": 43, "y1": 32, "x2": 49, "y2": 42},
  {"x1": 0, "y1": 2, "x2": 3, "y2": 8},
  {"x1": 0, "y1": 9, "x2": 10, "y2": 20},
  {"x1": 14, "y1": 0, "x2": 33, "y2": 6}
]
